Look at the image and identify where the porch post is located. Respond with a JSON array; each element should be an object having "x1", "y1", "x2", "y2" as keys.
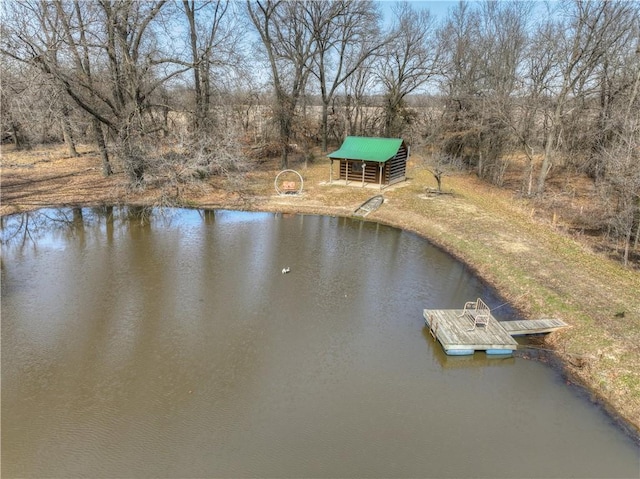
[
  {"x1": 329, "y1": 159, "x2": 333, "y2": 184},
  {"x1": 379, "y1": 163, "x2": 383, "y2": 190},
  {"x1": 362, "y1": 163, "x2": 366, "y2": 187}
]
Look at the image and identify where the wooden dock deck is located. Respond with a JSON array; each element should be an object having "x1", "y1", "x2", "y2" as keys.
[
  {"x1": 424, "y1": 309, "x2": 518, "y2": 355},
  {"x1": 423, "y1": 309, "x2": 570, "y2": 356}
]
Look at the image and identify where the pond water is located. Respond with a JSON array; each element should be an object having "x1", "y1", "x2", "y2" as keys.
[{"x1": 1, "y1": 207, "x2": 638, "y2": 478}]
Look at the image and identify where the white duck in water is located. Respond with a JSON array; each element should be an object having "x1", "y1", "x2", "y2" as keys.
[{"x1": 281, "y1": 267, "x2": 290, "y2": 274}]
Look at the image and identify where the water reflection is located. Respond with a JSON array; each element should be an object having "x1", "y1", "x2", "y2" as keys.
[{"x1": 2, "y1": 208, "x2": 638, "y2": 478}]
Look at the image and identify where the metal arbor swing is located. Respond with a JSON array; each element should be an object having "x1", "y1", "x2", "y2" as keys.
[{"x1": 274, "y1": 169, "x2": 304, "y2": 195}]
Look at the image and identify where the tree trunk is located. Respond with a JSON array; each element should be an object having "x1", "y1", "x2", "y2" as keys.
[
  {"x1": 280, "y1": 143, "x2": 289, "y2": 170},
  {"x1": 10, "y1": 122, "x2": 22, "y2": 149},
  {"x1": 61, "y1": 120, "x2": 78, "y2": 157},
  {"x1": 93, "y1": 119, "x2": 112, "y2": 176},
  {"x1": 344, "y1": 94, "x2": 353, "y2": 138},
  {"x1": 321, "y1": 102, "x2": 329, "y2": 152},
  {"x1": 623, "y1": 224, "x2": 632, "y2": 267},
  {"x1": 537, "y1": 128, "x2": 554, "y2": 195},
  {"x1": 61, "y1": 104, "x2": 79, "y2": 158},
  {"x1": 384, "y1": 96, "x2": 398, "y2": 137},
  {"x1": 278, "y1": 97, "x2": 294, "y2": 169},
  {"x1": 537, "y1": 100, "x2": 561, "y2": 195},
  {"x1": 524, "y1": 159, "x2": 534, "y2": 197},
  {"x1": 120, "y1": 129, "x2": 145, "y2": 184},
  {"x1": 184, "y1": 0, "x2": 203, "y2": 133}
]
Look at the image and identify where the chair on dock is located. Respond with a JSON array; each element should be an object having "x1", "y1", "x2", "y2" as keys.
[{"x1": 459, "y1": 298, "x2": 490, "y2": 330}]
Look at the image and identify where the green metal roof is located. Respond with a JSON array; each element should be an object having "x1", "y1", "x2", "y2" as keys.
[{"x1": 327, "y1": 136, "x2": 404, "y2": 162}]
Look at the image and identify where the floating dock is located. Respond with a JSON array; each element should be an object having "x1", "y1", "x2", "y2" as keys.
[{"x1": 423, "y1": 309, "x2": 569, "y2": 356}]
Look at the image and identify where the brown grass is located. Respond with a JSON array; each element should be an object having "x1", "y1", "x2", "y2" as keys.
[{"x1": 2, "y1": 144, "x2": 639, "y2": 439}]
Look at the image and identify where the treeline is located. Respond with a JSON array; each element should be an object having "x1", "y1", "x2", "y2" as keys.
[{"x1": 1, "y1": 0, "x2": 639, "y2": 263}]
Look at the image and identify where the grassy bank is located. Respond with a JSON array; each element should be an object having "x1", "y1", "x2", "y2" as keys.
[
  {"x1": 2, "y1": 145, "x2": 639, "y2": 438},
  {"x1": 376, "y1": 171, "x2": 640, "y2": 437}
]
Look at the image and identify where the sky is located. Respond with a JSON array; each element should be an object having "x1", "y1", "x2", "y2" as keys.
[
  {"x1": 392, "y1": 0, "x2": 456, "y2": 18},
  {"x1": 378, "y1": 0, "x2": 457, "y2": 22},
  {"x1": 378, "y1": 0, "x2": 557, "y2": 25}
]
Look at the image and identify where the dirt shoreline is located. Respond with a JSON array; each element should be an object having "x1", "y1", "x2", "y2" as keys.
[{"x1": 2, "y1": 145, "x2": 639, "y2": 442}]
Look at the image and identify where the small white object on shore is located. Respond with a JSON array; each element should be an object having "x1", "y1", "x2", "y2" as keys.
[{"x1": 282, "y1": 267, "x2": 290, "y2": 274}]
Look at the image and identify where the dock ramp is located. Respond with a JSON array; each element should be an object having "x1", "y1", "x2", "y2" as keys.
[{"x1": 500, "y1": 318, "x2": 570, "y2": 336}]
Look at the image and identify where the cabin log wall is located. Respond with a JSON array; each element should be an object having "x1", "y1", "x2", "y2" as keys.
[{"x1": 387, "y1": 147, "x2": 407, "y2": 184}]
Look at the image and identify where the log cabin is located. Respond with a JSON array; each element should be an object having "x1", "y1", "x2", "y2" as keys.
[{"x1": 327, "y1": 136, "x2": 408, "y2": 189}]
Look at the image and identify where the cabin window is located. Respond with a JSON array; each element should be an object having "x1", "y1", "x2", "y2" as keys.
[{"x1": 350, "y1": 161, "x2": 363, "y2": 172}]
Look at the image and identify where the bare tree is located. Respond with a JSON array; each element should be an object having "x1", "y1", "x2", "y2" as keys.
[
  {"x1": 508, "y1": 16, "x2": 560, "y2": 196},
  {"x1": 181, "y1": 0, "x2": 242, "y2": 136},
  {"x1": 0, "y1": 58, "x2": 85, "y2": 149},
  {"x1": 596, "y1": 38, "x2": 640, "y2": 266},
  {"x1": 581, "y1": 4, "x2": 640, "y2": 183},
  {"x1": 1, "y1": 61, "x2": 36, "y2": 148},
  {"x1": 303, "y1": 0, "x2": 384, "y2": 151},
  {"x1": 423, "y1": 152, "x2": 462, "y2": 193},
  {"x1": 2, "y1": 1, "x2": 112, "y2": 171},
  {"x1": 534, "y1": 0, "x2": 636, "y2": 194},
  {"x1": 473, "y1": 0, "x2": 529, "y2": 186},
  {"x1": 437, "y1": 0, "x2": 529, "y2": 185},
  {"x1": 1, "y1": 0, "x2": 190, "y2": 182},
  {"x1": 247, "y1": 0, "x2": 317, "y2": 168},
  {"x1": 59, "y1": 100, "x2": 79, "y2": 158},
  {"x1": 378, "y1": 1, "x2": 440, "y2": 138},
  {"x1": 437, "y1": 1, "x2": 482, "y2": 163},
  {"x1": 342, "y1": 57, "x2": 379, "y2": 137},
  {"x1": 599, "y1": 119, "x2": 640, "y2": 266}
]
